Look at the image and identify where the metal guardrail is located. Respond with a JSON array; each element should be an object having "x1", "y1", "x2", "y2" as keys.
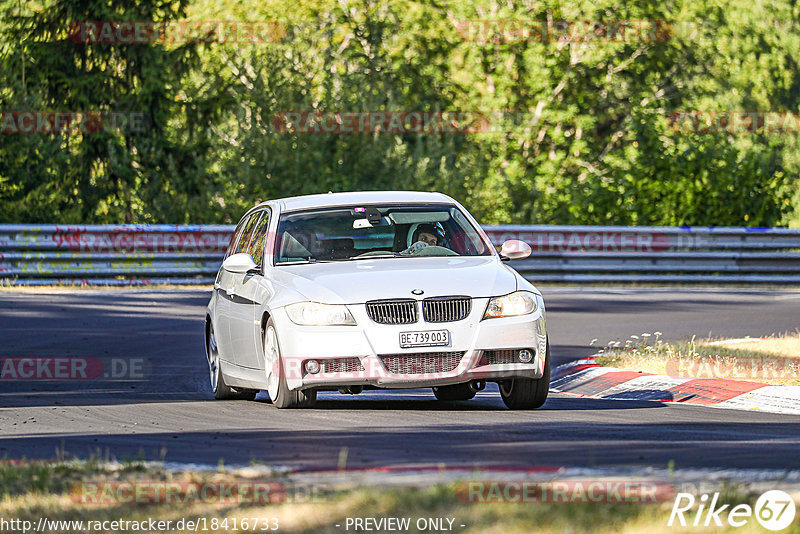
[
  {"x1": 0, "y1": 225, "x2": 229, "y2": 286},
  {"x1": 2, "y1": 224, "x2": 800, "y2": 285}
]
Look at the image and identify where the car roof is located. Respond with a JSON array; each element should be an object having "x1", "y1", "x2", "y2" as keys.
[{"x1": 256, "y1": 191, "x2": 458, "y2": 212}]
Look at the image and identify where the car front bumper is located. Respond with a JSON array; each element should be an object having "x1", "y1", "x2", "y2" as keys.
[{"x1": 271, "y1": 298, "x2": 547, "y2": 391}]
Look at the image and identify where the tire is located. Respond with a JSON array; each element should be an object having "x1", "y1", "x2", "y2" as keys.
[
  {"x1": 263, "y1": 319, "x2": 317, "y2": 409},
  {"x1": 433, "y1": 382, "x2": 477, "y2": 401},
  {"x1": 206, "y1": 321, "x2": 256, "y2": 400},
  {"x1": 499, "y1": 340, "x2": 550, "y2": 410}
]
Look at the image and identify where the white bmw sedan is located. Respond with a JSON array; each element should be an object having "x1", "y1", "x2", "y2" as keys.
[{"x1": 205, "y1": 191, "x2": 549, "y2": 409}]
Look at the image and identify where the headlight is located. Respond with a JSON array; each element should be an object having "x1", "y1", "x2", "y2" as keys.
[
  {"x1": 285, "y1": 302, "x2": 356, "y2": 326},
  {"x1": 483, "y1": 291, "x2": 538, "y2": 319}
]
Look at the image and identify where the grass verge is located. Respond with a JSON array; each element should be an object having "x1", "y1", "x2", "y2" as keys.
[
  {"x1": 1, "y1": 460, "x2": 797, "y2": 533},
  {"x1": 594, "y1": 333, "x2": 800, "y2": 385}
]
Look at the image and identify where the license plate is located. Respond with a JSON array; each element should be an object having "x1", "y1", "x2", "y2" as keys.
[{"x1": 399, "y1": 330, "x2": 450, "y2": 348}]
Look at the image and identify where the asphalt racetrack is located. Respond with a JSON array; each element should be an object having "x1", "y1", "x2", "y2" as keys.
[{"x1": 1, "y1": 287, "x2": 799, "y2": 471}]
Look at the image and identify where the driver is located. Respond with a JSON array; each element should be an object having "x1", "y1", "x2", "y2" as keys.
[
  {"x1": 412, "y1": 224, "x2": 443, "y2": 247},
  {"x1": 401, "y1": 223, "x2": 446, "y2": 254}
]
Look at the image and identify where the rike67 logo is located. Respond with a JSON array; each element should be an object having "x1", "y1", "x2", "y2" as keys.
[{"x1": 668, "y1": 490, "x2": 796, "y2": 531}]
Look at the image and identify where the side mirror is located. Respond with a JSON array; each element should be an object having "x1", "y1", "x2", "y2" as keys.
[
  {"x1": 499, "y1": 240, "x2": 532, "y2": 261},
  {"x1": 222, "y1": 253, "x2": 260, "y2": 274}
]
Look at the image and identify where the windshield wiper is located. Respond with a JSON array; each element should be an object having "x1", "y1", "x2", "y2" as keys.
[
  {"x1": 309, "y1": 255, "x2": 403, "y2": 262},
  {"x1": 341, "y1": 253, "x2": 415, "y2": 260},
  {"x1": 278, "y1": 253, "x2": 405, "y2": 264},
  {"x1": 350, "y1": 253, "x2": 404, "y2": 259}
]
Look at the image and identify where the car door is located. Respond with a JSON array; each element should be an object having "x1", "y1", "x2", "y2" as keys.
[
  {"x1": 216, "y1": 211, "x2": 260, "y2": 364},
  {"x1": 227, "y1": 209, "x2": 273, "y2": 368}
]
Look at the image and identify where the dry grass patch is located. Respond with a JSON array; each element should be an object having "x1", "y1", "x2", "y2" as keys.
[
  {"x1": 710, "y1": 334, "x2": 800, "y2": 359},
  {"x1": 594, "y1": 333, "x2": 800, "y2": 385},
  {"x1": 4, "y1": 460, "x2": 796, "y2": 533}
]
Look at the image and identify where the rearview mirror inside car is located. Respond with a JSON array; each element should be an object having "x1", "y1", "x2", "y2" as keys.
[{"x1": 353, "y1": 217, "x2": 391, "y2": 228}]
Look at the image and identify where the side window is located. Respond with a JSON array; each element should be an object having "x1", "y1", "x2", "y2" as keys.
[
  {"x1": 229, "y1": 212, "x2": 260, "y2": 257},
  {"x1": 247, "y1": 210, "x2": 270, "y2": 267},
  {"x1": 237, "y1": 212, "x2": 262, "y2": 255},
  {"x1": 226, "y1": 214, "x2": 252, "y2": 258}
]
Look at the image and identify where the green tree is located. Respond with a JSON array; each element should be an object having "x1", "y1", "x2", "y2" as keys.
[{"x1": 0, "y1": 0, "x2": 221, "y2": 223}]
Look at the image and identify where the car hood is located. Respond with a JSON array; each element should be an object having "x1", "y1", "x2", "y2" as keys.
[{"x1": 269, "y1": 256, "x2": 518, "y2": 304}]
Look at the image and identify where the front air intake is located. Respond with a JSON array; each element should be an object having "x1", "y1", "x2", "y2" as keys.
[
  {"x1": 379, "y1": 351, "x2": 465, "y2": 374},
  {"x1": 321, "y1": 358, "x2": 365, "y2": 373}
]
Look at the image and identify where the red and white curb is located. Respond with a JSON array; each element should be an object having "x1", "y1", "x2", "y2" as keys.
[{"x1": 552, "y1": 357, "x2": 800, "y2": 415}]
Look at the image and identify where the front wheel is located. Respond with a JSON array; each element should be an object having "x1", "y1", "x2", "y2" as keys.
[
  {"x1": 499, "y1": 340, "x2": 550, "y2": 410},
  {"x1": 263, "y1": 319, "x2": 317, "y2": 409}
]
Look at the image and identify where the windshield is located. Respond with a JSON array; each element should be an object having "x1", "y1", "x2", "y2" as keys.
[{"x1": 274, "y1": 203, "x2": 493, "y2": 264}]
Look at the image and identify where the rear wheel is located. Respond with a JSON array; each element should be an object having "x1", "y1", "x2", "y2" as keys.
[
  {"x1": 263, "y1": 319, "x2": 317, "y2": 408},
  {"x1": 206, "y1": 321, "x2": 256, "y2": 400},
  {"x1": 433, "y1": 383, "x2": 476, "y2": 401},
  {"x1": 499, "y1": 340, "x2": 550, "y2": 410}
]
